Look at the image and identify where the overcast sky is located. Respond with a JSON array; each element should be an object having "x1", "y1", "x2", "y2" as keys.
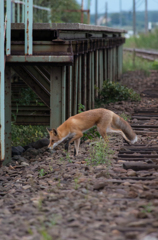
[{"x1": 77, "y1": 0, "x2": 158, "y2": 14}]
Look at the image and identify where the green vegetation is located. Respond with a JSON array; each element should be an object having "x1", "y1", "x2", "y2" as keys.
[
  {"x1": 123, "y1": 52, "x2": 152, "y2": 75},
  {"x1": 85, "y1": 138, "x2": 113, "y2": 167},
  {"x1": 11, "y1": 124, "x2": 47, "y2": 146},
  {"x1": 95, "y1": 81, "x2": 141, "y2": 106},
  {"x1": 39, "y1": 169, "x2": 47, "y2": 177},
  {"x1": 125, "y1": 29, "x2": 158, "y2": 50},
  {"x1": 33, "y1": 0, "x2": 85, "y2": 24}
]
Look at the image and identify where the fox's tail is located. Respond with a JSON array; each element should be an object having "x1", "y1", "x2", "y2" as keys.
[{"x1": 112, "y1": 113, "x2": 137, "y2": 144}]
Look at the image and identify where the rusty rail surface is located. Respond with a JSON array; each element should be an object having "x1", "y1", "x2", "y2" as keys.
[{"x1": 123, "y1": 47, "x2": 158, "y2": 61}]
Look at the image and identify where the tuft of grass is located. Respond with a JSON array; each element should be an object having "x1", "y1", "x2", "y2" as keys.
[
  {"x1": 85, "y1": 138, "x2": 113, "y2": 167},
  {"x1": 39, "y1": 169, "x2": 47, "y2": 177},
  {"x1": 95, "y1": 81, "x2": 141, "y2": 107},
  {"x1": 120, "y1": 113, "x2": 131, "y2": 121}
]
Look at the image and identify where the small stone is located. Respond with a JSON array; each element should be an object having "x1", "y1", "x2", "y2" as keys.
[
  {"x1": 21, "y1": 162, "x2": 29, "y2": 166},
  {"x1": 127, "y1": 169, "x2": 137, "y2": 177}
]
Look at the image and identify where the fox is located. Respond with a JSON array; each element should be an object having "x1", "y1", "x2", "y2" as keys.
[{"x1": 47, "y1": 108, "x2": 138, "y2": 156}]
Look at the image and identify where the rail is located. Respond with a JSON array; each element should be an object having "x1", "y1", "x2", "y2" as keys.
[{"x1": 123, "y1": 47, "x2": 158, "y2": 61}]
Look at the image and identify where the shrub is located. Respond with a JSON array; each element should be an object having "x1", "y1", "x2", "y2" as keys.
[
  {"x1": 95, "y1": 81, "x2": 141, "y2": 106},
  {"x1": 11, "y1": 123, "x2": 48, "y2": 146}
]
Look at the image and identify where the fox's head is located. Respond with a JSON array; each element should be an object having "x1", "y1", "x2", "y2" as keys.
[{"x1": 47, "y1": 128, "x2": 60, "y2": 149}]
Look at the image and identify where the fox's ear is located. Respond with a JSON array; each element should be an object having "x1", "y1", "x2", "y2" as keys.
[
  {"x1": 46, "y1": 128, "x2": 52, "y2": 133},
  {"x1": 52, "y1": 128, "x2": 58, "y2": 136}
]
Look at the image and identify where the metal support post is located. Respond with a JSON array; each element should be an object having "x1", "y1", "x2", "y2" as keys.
[
  {"x1": 62, "y1": 66, "x2": 66, "y2": 123},
  {"x1": 67, "y1": 66, "x2": 72, "y2": 118},
  {"x1": 103, "y1": 49, "x2": 108, "y2": 82},
  {"x1": 50, "y1": 67, "x2": 66, "y2": 129},
  {"x1": 91, "y1": 51, "x2": 95, "y2": 109},
  {"x1": 83, "y1": 53, "x2": 87, "y2": 109},
  {"x1": 4, "y1": 66, "x2": 11, "y2": 166},
  {"x1": 25, "y1": 0, "x2": 33, "y2": 55},
  {"x1": 6, "y1": 0, "x2": 11, "y2": 56},
  {"x1": 108, "y1": 48, "x2": 112, "y2": 82},
  {"x1": 73, "y1": 56, "x2": 78, "y2": 115},
  {"x1": 22, "y1": 0, "x2": 25, "y2": 23},
  {"x1": 95, "y1": 50, "x2": 98, "y2": 98},
  {"x1": 17, "y1": 2, "x2": 20, "y2": 23},
  {"x1": 98, "y1": 50, "x2": 103, "y2": 89},
  {"x1": 112, "y1": 47, "x2": 116, "y2": 82},
  {"x1": 12, "y1": 2, "x2": 15, "y2": 23},
  {"x1": 78, "y1": 55, "x2": 82, "y2": 108},
  {"x1": 0, "y1": 0, "x2": 5, "y2": 166},
  {"x1": 88, "y1": 52, "x2": 92, "y2": 110}
]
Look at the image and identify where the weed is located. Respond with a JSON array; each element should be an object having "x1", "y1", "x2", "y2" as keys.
[
  {"x1": 74, "y1": 178, "x2": 80, "y2": 190},
  {"x1": 39, "y1": 169, "x2": 46, "y2": 177},
  {"x1": 66, "y1": 151, "x2": 72, "y2": 163},
  {"x1": 48, "y1": 165, "x2": 53, "y2": 172},
  {"x1": 39, "y1": 229, "x2": 52, "y2": 240},
  {"x1": 78, "y1": 103, "x2": 85, "y2": 113},
  {"x1": 120, "y1": 113, "x2": 131, "y2": 121},
  {"x1": 141, "y1": 203, "x2": 153, "y2": 213},
  {"x1": 85, "y1": 138, "x2": 113, "y2": 167}
]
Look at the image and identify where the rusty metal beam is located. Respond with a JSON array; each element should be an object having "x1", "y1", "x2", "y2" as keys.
[{"x1": 6, "y1": 55, "x2": 73, "y2": 63}]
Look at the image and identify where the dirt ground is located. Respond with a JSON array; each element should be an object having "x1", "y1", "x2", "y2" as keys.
[{"x1": 0, "y1": 70, "x2": 158, "y2": 240}]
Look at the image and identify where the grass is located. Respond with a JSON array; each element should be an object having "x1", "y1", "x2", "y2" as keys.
[
  {"x1": 123, "y1": 52, "x2": 153, "y2": 75},
  {"x1": 124, "y1": 29, "x2": 158, "y2": 50},
  {"x1": 85, "y1": 138, "x2": 114, "y2": 167}
]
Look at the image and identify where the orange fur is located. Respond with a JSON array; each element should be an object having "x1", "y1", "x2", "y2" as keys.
[{"x1": 47, "y1": 108, "x2": 137, "y2": 155}]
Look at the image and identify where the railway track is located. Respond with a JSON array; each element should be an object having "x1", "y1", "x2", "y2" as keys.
[
  {"x1": 124, "y1": 47, "x2": 158, "y2": 61},
  {"x1": 108, "y1": 104, "x2": 158, "y2": 237}
]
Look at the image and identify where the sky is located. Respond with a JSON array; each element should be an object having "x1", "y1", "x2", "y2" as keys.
[{"x1": 77, "y1": 0, "x2": 158, "y2": 14}]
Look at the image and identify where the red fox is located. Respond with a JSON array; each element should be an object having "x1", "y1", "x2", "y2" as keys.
[{"x1": 47, "y1": 108, "x2": 137, "y2": 156}]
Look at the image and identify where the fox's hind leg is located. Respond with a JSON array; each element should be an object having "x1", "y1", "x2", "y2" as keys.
[
  {"x1": 97, "y1": 125, "x2": 108, "y2": 142},
  {"x1": 74, "y1": 138, "x2": 81, "y2": 156}
]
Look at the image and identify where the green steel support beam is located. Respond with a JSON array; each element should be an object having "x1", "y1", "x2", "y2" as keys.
[
  {"x1": 62, "y1": 66, "x2": 66, "y2": 123},
  {"x1": 91, "y1": 51, "x2": 95, "y2": 109},
  {"x1": 103, "y1": 49, "x2": 108, "y2": 82},
  {"x1": 88, "y1": 52, "x2": 92, "y2": 110},
  {"x1": 12, "y1": 2, "x2": 15, "y2": 23},
  {"x1": 78, "y1": 55, "x2": 82, "y2": 109},
  {"x1": 12, "y1": 65, "x2": 50, "y2": 107},
  {"x1": 0, "y1": 0, "x2": 5, "y2": 166},
  {"x1": 4, "y1": 66, "x2": 11, "y2": 166},
  {"x1": 22, "y1": 0, "x2": 25, "y2": 23},
  {"x1": 73, "y1": 56, "x2": 78, "y2": 115},
  {"x1": 50, "y1": 67, "x2": 63, "y2": 128},
  {"x1": 67, "y1": 66, "x2": 72, "y2": 118},
  {"x1": 17, "y1": 2, "x2": 20, "y2": 23},
  {"x1": 6, "y1": 0, "x2": 11, "y2": 56},
  {"x1": 108, "y1": 48, "x2": 112, "y2": 83},
  {"x1": 6, "y1": 55, "x2": 73, "y2": 63},
  {"x1": 26, "y1": 66, "x2": 50, "y2": 92},
  {"x1": 95, "y1": 50, "x2": 98, "y2": 98},
  {"x1": 120, "y1": 44, "x2": 123, "y2": 75},
  {"x1": 25, "y1": 0, "x2": 33, "y2": 55},
  {"x1": 83, "y1": 53, "x2": 87, "y2": 110},
  {"x1": 98, "y1": 50, "x2": 103, "y2": 89},
  {"x1": 112, "y1": 47, "x2": 116, "y2": 82}
]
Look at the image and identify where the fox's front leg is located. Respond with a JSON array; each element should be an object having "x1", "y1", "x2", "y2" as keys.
[
  {"x1": 65, "y1": 137, "x2": 73, "y2": 151},
  {"x1": 69, "y1": 132, "x2": 83, "y2": 156}
]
